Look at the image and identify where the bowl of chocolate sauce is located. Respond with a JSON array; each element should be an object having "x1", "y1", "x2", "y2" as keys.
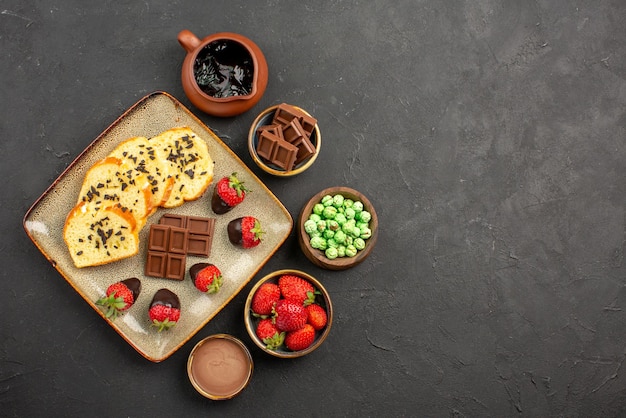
[
  {"x1": 178, "y1": 30, "x2": 268, "y2": 117},
  {"x1": 187, "y1": 334, "x2": 253, "y2": 400}
]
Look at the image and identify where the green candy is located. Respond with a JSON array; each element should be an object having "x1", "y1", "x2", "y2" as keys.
[
  {"x1": 344, "y1": 207, "x2": 356, "y2": 220},
  {"x1": 304, "y1": 219, "x2": 317, "y2": 234},
  {"x1": 342, "y1": 219, "x2": 356, "y2": 234},
  {"x1": 343, "y1": 198, "x2": 354, "y2": 209},
  {"x1": 322, "y1": 205, "x2": 337, "y2": 219},
  {"x1": 350, "y1": 227, "x2": 361, "y2": 238},
  {"x1": 310, "y1": 236, "x2": 327, "y2": 250},
  {"x1": 313, "y1": 203, "x2": 325, "y2": 215},
  {"x1": 336, "y1": 245, "x2": 346, "y2": 258},
  {"x1": 327, "y1": 219, "x2": 339, "y2": 231},
  {"x1": 321, "y1": 195, "x2": 334, "y2": 206},
  {"x1": 326, "y1": 238, "x2": 338, "y2": 248},
  {"x1": 316, "y1": 220, "x2": 327, "y2": 232},
  {"x1": 309, "y1": 213, "x2": 321, "y2": 223},
  {"x1": 352, "y1": 201, "x2": 364, "y2": 212},
  {"x1": 359, "y1": 227, "x2": 372, "y2": 239},
  {"x1": 333, "y1": 230, "x2": 346, "y2": 244},
  {"x1": 334, "y1": 213, "x2": 347, "y2": 226},
  {"x1": 345, "y1": 244, "x2": 357, "y2": 257},
  {"x1": 354, "y1": 238, "x2": 366, "y2": 250},
  {"x1": 325, "y1": 247, "x2": 339, "y2": 259},
  {"x1": 333, "y1": 194, "x2": 344, "y2": 208},
  {"x1": 323, "y1": 229, "x2": 335, "y2": 240},
  {"x1": 358, "y1": 210, "x2": 371, "y2": 223}
]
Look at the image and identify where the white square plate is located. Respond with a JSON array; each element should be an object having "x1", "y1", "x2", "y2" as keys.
[{"x1": 23, "y1": 91, "x2": 293, "y2": 362}]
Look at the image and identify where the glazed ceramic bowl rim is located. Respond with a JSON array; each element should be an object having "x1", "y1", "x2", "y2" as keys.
[
  {"x1": 187, "y1": 333, "x2": 254, "y2": 400},
  {"x1": 248, "y1": 105, "x2": 321, "y2": 177},
  {"x1": 244, "y1": 269, "x2": 333, "y2": 358},
  {"x1": 184, "y1": 32, "x2": 260, "y2": 103},
  {"x1": 297, "y1": 186, "x2": 378, "y2": 270}
]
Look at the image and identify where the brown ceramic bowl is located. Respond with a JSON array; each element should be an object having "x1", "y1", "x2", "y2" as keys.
[
  {"x1": 187, "y1": 334, "x2": 253, "y2": 400},
  {"x1": 298, "y1": 187, "x2": 378, "y2": 270},
  {"x1": 178, "y1": 30, "x2": 268, "y2": 117},
  {"x1": 248, "y1": 105, "x2": 321, "y2": 177},
  {"x1": 244, "y1": 269, "x2": 333, "y2": 358}
]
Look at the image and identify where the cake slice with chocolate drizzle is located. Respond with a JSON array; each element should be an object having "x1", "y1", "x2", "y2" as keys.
[{"x1": 150, "y1": 127, "x2": 214, "y2": 208}]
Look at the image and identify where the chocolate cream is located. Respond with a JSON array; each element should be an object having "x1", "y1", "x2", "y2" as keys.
[{"x1": 190, "y1": 337, "x2": 252, "y2": 398}]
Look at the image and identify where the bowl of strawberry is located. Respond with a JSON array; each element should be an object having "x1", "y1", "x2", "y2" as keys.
[{"x1": 244, "y1": 269, "x2": 332, "y2": 358}]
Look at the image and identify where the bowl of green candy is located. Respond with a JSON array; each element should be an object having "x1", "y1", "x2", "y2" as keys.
[{"x1": 297, "y1": 186, "x2": 378, "y2": 270}]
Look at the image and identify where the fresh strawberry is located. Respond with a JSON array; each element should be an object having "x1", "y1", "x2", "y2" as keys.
[
  {"x1": 285, "y1": 324, "x2": 316, "y2": 351},
  {"x1": 149, "y1": 288, "x2": 181, "y2": 332},
  {"x1": 256, "y1": 318, "x2": 285, "y2": 350},
  {"x1": 212, "y1": 172, "x2": 249, "y2": 214},
  {"x1": 305, "y1": 304, "x2": 328, "y2": 331},
  {"x1": 189, "y1": 263, "x2": 222, "y2": 294},
  {"x1": 273, "y1": 299, "x2": 307, "y2": 332},
  {"x1": 251, "y1": 282, "x2": 281, "y2": 317},
  {"x1": 278, "y1": 274, "x2": 316, "y2": 305},
  {"x1": 227, "y1": 216, "x2": 264, "y2": 248},
  {"x1": 96, "y1": 277, "x2": 141, "y2": 319}
]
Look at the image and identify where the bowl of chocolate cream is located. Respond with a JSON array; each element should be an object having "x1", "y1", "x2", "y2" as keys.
[
  {"x1": 178, "y1": 30, "x2": 268, "y2": 117},
  {"x1": 187, "y1": 334, "x2": 253, "y2": 400}
]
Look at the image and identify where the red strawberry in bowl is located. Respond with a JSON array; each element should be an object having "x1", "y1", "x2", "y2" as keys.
[
  {"x1": 251, "y1": 281, "x2": 281, "y2": 317},
  {"x1": 285, "y1": 324, "x2": 316, "y2": 351},
  {"x1": 96, "y1": 277, "x2": 141, "y2": 319},
  {"x1": 227, "y1": 216, "x2": 264, "y2": 248},
  {"x1": 305, "y1": 303, "x2": 328, "y2": 331},
  {"x1": 273, "y1": 299, "x2": 307, "y2": 332},
  {"x1": 190, "y1": 263, "x2": 223, "y2": 294},
  {"x1": 256, "y1": 318, "x2": 285, "y2": 350},
  {"x1": 211, "y1": 172, "x2": 249, "y2": 214},
  {"x1": 278, "y1": 274, "x2": 316, "y2": 305},
  {"x1": 149, "y1": 288, "x2": 181, "y2": 332}
]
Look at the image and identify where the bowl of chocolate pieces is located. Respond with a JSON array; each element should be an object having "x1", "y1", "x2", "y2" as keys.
[{"x1": 248, "y1": 103, "x2": 321, "y2": 176}]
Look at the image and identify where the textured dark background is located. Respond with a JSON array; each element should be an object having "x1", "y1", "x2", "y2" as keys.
[{"x1": 2, "y1": 1, "x2": 625, "y2": 416}]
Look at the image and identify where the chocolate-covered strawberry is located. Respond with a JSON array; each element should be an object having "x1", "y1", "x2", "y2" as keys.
[
  {"x1": 212, "y1": 172, "x2": 249, "y2": 214},
  {"x1": 96, "y1": 277, "x2": 141, "y2": 319},
  {"x1": 190, "y1": 262, "x2": 223, "y2": 294},
  {"x1": 149, "y1": 288, "x2": 181, "y2": 332},
  {"x1": 227, "y1": 216, "x2": 264, "y2": 248}
]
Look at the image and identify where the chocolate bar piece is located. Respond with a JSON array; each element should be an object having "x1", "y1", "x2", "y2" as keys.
[
  {"x1": 148, "y1": 224, "x2": 170, "y2": 252},
  {"x1": 282, "y1": 118, "x2": 307, "y2": 143},
  {"x1": 256, "y1": 124, "x2": 284, "y2": 141},
  {"x1": 291, "y1": 135, "x2": 317, "y2": 165},
  {"x1": 273, "y1": 103, "x2": 304, "y2": 126},
  {"x1": 165, "y1": 253, "x2": 186, "y2": 281},
  {"x1": 188, "y1": 233, "x2": 212, "y2": 257},
  {"x1": 188, "y1": 216, "x2": 215, "y2": 235},
  {"x1": 271, "y1": 140, "x2": 298, "y2": 171},
  {"x1": 256, "y1": 130, "x2": 281, "y2": 161},
  {"x1": 167, "y1": 227, "x2": 188, "y2": 254},
  {"x1": 159, "y1": 213, "x2": 187, "y2": 228},
  {"x1": 146, "y1": 224, "x2": 189, "y2": 280},
  {"x1": 158, "y1": 214, "x2": 215, "y2": 257},
  {"x1": 145, "y1": 251, "x2": 167, "y2": 277}
]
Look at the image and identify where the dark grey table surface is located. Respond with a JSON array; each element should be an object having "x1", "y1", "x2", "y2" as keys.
[{"x1": 3, "y1": 1, "x2": 625, "y2": 416}]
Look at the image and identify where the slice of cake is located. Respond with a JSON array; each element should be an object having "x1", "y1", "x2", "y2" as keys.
[
  {"x1": 150, "y1": 127, "x2": 215, "y2": 208},
  {"x1": 76, "y1": 156, "x2": 153, "y2": 230},
  {"x1": 108, "y1": 136, "x2": 174, "y2": 209},
  {"x1": 63, "y1": 201, "x2": 140, "y2": 268}
]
